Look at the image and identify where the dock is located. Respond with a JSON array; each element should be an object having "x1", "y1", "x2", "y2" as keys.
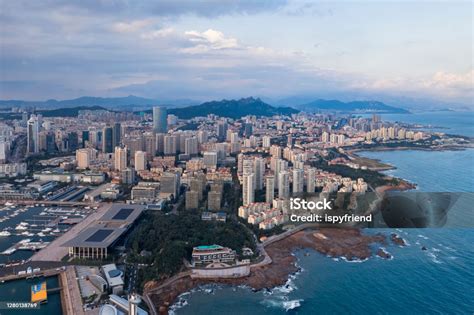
[{"x1": 1, "y1": 240, "x2": 50, "y2": 255}]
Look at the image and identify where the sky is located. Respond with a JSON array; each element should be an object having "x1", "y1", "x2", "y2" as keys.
[{"x1": 0, "y1": 0, "x2": 472, "y2": 108}]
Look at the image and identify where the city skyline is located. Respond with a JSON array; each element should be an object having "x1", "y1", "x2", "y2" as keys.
[{"x1": 0, "y1": 0, "x2": 472, "y2": 109}]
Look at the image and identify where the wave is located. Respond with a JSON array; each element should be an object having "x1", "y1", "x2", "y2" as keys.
[
  {"x1": 340, "y1": 257, "x2": 369, "y2": 263},
  {"x1": 262, "y1": 298, "x2": 304, "y2": 312},
  {"x1": 283, "y1": 299, "x2": 303, "y2": 311},
  {"x1": 427, "y1": 252, "x2": 442, "y2": 264}
]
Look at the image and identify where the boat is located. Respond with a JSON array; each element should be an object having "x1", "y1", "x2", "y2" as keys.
[
  {"x1": 15, "y1": 225, "x2": 28, "y2": 230},
  {"x1": 0, "y1": 231, "x2": 11, "y2": 237},
  {"x1": 37, "y1": 232, "x2": 46, "y2": 237},
  {"x1": 52, "y1": 228, "x2": 60, "y2": 233},
  {"x1": 41, "y1": 228, "x2": 52, "y2": 233}
]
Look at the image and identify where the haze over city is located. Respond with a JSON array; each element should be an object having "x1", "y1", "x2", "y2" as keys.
[{"x1": 0, "y1": 0, "x2": 472, "y2": 109}]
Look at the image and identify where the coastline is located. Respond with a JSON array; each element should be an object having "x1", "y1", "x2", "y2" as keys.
[{"x1": 145, "y1": 228, "x2": 401, "y2": 314}]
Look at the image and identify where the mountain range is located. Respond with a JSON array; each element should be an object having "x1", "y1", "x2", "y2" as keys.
[
  {"x1": 294, "y1": 99, "x2": 409, "y2": 113},
  {"x1": 0, "y1": 95, "x2": 409, "y2": 118}
]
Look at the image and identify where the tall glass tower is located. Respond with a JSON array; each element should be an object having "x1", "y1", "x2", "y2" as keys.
[{"x1": 153, "y1": 106, "x2": 168, "y2": 133}]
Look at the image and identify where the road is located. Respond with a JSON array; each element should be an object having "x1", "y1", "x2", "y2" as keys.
[{"x1": 61, "y1": 266, "x2": 85, "y2": 315}]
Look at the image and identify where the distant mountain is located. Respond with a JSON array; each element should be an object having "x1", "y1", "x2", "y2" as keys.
[
  {"x1": 38, "y1": 106, "x2": 109, "y2": 117},
  {"x1": 295, "y1": 99, "x2": 409, "y2": 113},
  {"x1": 0, "y1": 95, "x2": 197, "y2": 110},
  {"x1": 167, "y1": 97, "x2": 298, "y2": 119}
]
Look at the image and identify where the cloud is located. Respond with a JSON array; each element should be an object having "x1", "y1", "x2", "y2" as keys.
[
  {"x1": 0, "y1": 0, "x2": 472, "y2": 109},
  {"x1": 140, "y1": 28, "x2": 175, "y2": 40},
  {"x1": 182, "y1": 29, "x2": 239, "y2": 53},
  {"x1": 427, "y1": 70, "x2": 473, "y2": 91},
  {"x1": 112, "y1": 19, "x2": 153, "y2": 33},
  {"x1": 1, "y1": 0, "x2": 288, "y2": 18}
]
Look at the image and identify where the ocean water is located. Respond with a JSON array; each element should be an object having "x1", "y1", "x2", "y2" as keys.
[
  {"x1": 174, "y1": 113, "x2": 474, "y2": 314},
  {"x1": 173, "y1": 229, "x2": 474, "y2": 315},
  {"x1": 0, "y1": 276, "x2": 62, "y2": 315}
]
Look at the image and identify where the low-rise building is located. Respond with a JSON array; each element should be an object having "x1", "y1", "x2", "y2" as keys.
[{"x1": 192, "y1": 245, "x2": 236, "y2": 267}]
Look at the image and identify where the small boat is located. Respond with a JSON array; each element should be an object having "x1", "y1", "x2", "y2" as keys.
[
  {"x1": 37, "y1": 232, "x2": 46, "y2": 237},
  {"x1": 15, "y1": 225, "x2": 28, "y2": 230},
  {"x1": 0, "y1": 231, "x2": 11, "y2": 237}
]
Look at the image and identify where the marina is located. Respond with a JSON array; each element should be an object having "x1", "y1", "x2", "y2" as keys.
[{"x1": 0, "y1": 204, "x2": 95, "y2": 265}]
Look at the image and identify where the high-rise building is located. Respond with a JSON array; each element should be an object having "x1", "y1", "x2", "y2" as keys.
[
  {"x1": 144, "y1": 133, "x2": 156, "y2": 158},
  {"x1": 113, "y1": 122, "x2": 121, "y2": 148},
  {"x1": 270, "y1": 145, "x2": 282, "y2": 158},
  {"x1": 217, "y1": 120, "x2": 228, "y2": 141},
  {"x1": 208, "y1": 190, "x2": 222, "y2": 211},
  {"x1": 155, "y1": 133, "x2": 165, "y2": 154},
  {"x1": 134, "y1": 151, "x2": 147, "y2": 171},
  {"x1": 102, "y1": 126, "x2": 113, "y2": 153},
  {"x1": 244, "y1": 123, "x2": 253, "y2": 137},
  {"x1": 160, "y1": 172, "x2": 180, "y2": 198},
  {"x1": 67, "y1": 132, "x2": 79, "y2": 152},
  {"x1": 262, "y1": 136, "x2": 271, "y2": 148},
  {"x1": 153, "y1": 106, "x2": 168, "y2": 133},
  {"x1": 114, "y1": 146, "x2": 128, "y2": 171},
  {"x1": 185, "y1": 137, "x2": 198, "y2": 156},
  {"x1": 185, "y1": 190, "x2": 199, "y2": 210},
  {"x1": 253, "y1": 157, "x2": 265, "y2": 190},
  {"x1": 164, "y1": 135, "x2": 177, "y2": 155},
  {"x1": 292, "y1": 169, "x2": 304, "y2": 194},
  {"x1": 203, "y1": 151, "x2": 218, "y2": 169},
  {"x1": 82, "y1": 130, "x2": 90, "y2": 148},
  {"x1": 197, "y1": 130, "x2": 208, "y2": 144},
  {"x1": 121, "y1": 167, "x2": 136, "y2": 184},
  {"x1": 322, "y1": 131, "x2": 329, "y2": 143},
  {"x1": 307, "y1": 167, "x2": 316, "y2": 193},
  {"x1": 278, "y1": 171, "x2": 290, "y2": 199},
  {"x1": 265, "y1": 175, "x2": 275, "y2": 203},
  {"x1": 243, "y1": 173, "x2": 255, "y2": 206},
  {"x1": 76, "y1": 148, "x2": 95, "y2": 169},
  {"x1": 27, "y1": 115, "x2": 40, "y2": 154}
]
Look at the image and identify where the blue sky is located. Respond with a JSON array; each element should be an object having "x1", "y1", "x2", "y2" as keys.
[{"x1": 0, "y1": 0, "x2": 472, "y2": 108}]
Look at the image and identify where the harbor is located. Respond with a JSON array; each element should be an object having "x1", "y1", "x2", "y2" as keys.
[{"x1": 0, "y1": 204, "x2": 96, "y2": 265}]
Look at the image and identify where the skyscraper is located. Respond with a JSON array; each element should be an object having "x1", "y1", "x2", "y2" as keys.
[
  {"x1": 27, "y1": 115, "x2": 40, "y2": 154},
  {"x1": 217, "y1": 120, "x2": 228, "y2": 141},
  {"x1": 115, "y1": 146, "x2": 128, "y2": 171},
  {"x1": 113, "y1": 122, "x2": 121, "y2": 148},
  {"x1": 243, "y1": 173, "x2": 255, "y2": 206},
  {"x1": 134, "y1": 151, "x2": 147, "y2": 171},
  {"x1": 293, "y1": 168, "x2": 304, "y2": 194},
  {"x1": 253, "y1": 157, "x2": 265, "y2": 190},
  {"x1": 164, "y1": 135, "x2": 177, "y2": 155},
  {"x1": 307, "y1": 167, "x2": 316, "y2": 193},
  {"x1": 185, "y1": 137, "x2": 198, "y2": 156},
  {"x1": 102, "y1": 126, "x2": 113, "y2": 153},
  {"x1": 153, "y1": 106, "x2": 168, "y2": 133},
  {"x1": 265, "y1": 175, "x2": 275, "y2": 203},
  {"x1": 278, "y1": 171, "x2": 290, "y2": 199}
]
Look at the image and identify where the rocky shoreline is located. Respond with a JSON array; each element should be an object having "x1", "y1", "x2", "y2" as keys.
[{"x1": 145, "y1": 228, "x2": 401, "y2": 314}]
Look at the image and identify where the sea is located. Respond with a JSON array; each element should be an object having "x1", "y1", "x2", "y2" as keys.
[
  {"x1": 0, "y1": 205, "x2": 87, "y2": 314},
  {"x1": 173, "y1": 111, "x2": 474, "y2": 314}
]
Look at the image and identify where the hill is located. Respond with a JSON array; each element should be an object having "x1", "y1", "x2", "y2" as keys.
[
  {"x1": 0, "y1": 95, "x2": 196, "y2": 110},
  {"x1": 168, "y1": 97, "x2": 298, "y2": 119},
  {"x1": 296, "y1": 99, "x2": 409, "y2": 113},
  {"x1": 37, "y1": 106, "x2": 109, "y2": 117}
]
